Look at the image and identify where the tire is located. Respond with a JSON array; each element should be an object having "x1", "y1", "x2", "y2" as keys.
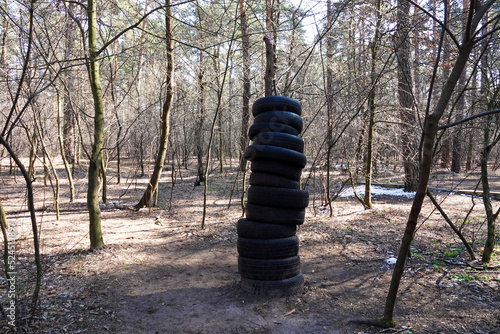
[
  {"x1": 244, "y1": 145, "x2": 307, "y2": 168},
  {"x1": 250, "y1": 160, "x2": 303, "y2": 181},
  {"x1": 246, "y1": 202, "x2": 305, "y2": 225},
  {"x1": 249, "y1": 172, "x2": 300, "y2": 189},
  {"x1": 248, "y1": 122, "x2": 299, "y2": 140},
  {"x1": 237, "y1": 218, "x2": 297, "y2": 239},
  {"x1": 238, "y1": 255, "x2": 301, "y2": 280},
  {"x1": 240, "y1": 273, "x2": 304, "y2": 297},
  {"x1": 237, "y1": 236, "x2": 299, "y2": 259},
  {"x1": 252, "y1": 132, "x2": 304, "y2": 153},
  {"x1": 253, "y1": 111, "x2": 303, "y2": 133},
  {"x1": 252, "y1": 96, "x2": 302, "y2": 117},
  {"x1": 247, "y1": 186, "x2": 309, "y2": 209}
]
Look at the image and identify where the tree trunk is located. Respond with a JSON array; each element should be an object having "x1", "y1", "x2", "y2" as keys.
[
  {"x1": 451, "y1": 0, "x2": 470, "y2": 173},
  {"x1": 63, "y1": 2, "x2": 76, "y2": 165},
  {"x1": 195, "y1": 37, "x2": 206, "y2": 185},
  {"x1": 480, "y1": 113, "x2": 499, "y2": 263},
  {"x1": 382, "y1": 15, "x2": 478, "y2": 323},
  {"x1": 0, "y1": 134, "x2": 42, "y2": 312},
  {"x1": 326, "y1": 0, "x2": 335, "y2": 216},
  {"x1": 479, "y1": 11, "x2": 498, "y2": 263},
  {"x1": 363, "y1": 0, "x2": 382, "y2": 209},
  {"x1": 440, "y1": 0, "x2": 452, "y2": 169},
  {"x1": 87, "y1": 0, "x2": 105, "y2": 248},
  {"x1": 264, "y1": 0, "x2": 275, "y2": 96},
  {"x1": 239, "y1": 0, "x2": 251, "y2": 171},
  {"x1": 136, "y1": 0, "x2": 174, "y2": 208},
  {"x1": 396, "y1": 0, "x2": 418, "y2": 191},
  {"x1": 57, "y1": 89, "x2": 75, "y2": 202}
]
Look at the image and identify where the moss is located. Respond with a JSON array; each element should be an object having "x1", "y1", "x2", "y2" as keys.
[{"x1": 377, "y1": 317, "x2": 396, "y2": 328}]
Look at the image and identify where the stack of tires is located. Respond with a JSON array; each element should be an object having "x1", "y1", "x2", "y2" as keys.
[{"x1": 237, "y1": 96, "x2": 308, "y2": 297}]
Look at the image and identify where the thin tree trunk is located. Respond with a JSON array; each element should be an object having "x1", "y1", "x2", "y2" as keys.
[
  {"x1": 0, "y1": 200, "x2": 12, "y2": 279},
  {"x1": 33, "y1": 110, "x2": 61, "y2": 220},
  {"x1": 87, "y1": 0, "x2": 105, "y2": 248},
  {"x1": 480, "y1": 115, "x2": 499, "y2": 263},
  {"x1": 440, "y1": 0, "x2": 452, "y2": 169},
  {"x1": 397, "y1": 0, "x2": 418, "y2": 191},
  {"x1": 63, "y1": 2, "x2": 76, "y2": 165},
  {"x1": 264, "y1": 0, "x2": 275, "y2": 96},
  {"x1": 427, "y1": 190, "x2": 475, "y2": 260},
  {"x1": 451, "y1": 0, "x2": 470, "y2": 173},
  {"x1": 479, "y1": 11, "x2": 498, "y2": 263},
  {"x1": 57, "y1": 89, "x2": 75, "y2": 202},
  {"x1": 195, "y1": 49, "x2": 206, "y2": 185},
  {"x1": 136, "y1": 0, "x2": 174, "y2": 208},
  {"x1": 239, "y1": 0, "x2": 250, "y2": 171},
  {"x1": 363, "y1": 0, "x2": 382, "y2": 209},
  {"x1": 382, "y1": 0, "x2": 483, "y2": 320},
  {"x1": 326, "y1": 0, "x2": 334, "y2": 217},
  {"x1": 0, "y1": 135, "x2": 42, "y2": 313}
]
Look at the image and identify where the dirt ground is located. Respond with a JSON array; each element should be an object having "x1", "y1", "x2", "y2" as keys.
[{"x1": 1, "y1": 158, "x2": 499, "y2": 333}]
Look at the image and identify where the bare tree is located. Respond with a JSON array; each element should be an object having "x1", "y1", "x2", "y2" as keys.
[
  {"x1": 136, "y1": 0, "x2": 175, "y2": 208},
  {"x1": 378, "y1": 0, "x2": 496, "y2": 327},
  {"x1": 396, "y1": 0, "x2": 418, "y2": 191}
]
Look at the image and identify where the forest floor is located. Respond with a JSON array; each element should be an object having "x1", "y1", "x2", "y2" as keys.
[{"x1": 1, "y1": 158, "x2": 500, "y2": 334}]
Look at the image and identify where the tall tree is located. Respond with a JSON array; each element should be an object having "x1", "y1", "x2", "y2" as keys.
[
  {"x1": 379, "y1": 0, "x2": 495, "y2": 326},
  {"x1": 136, "y1": 0, "x2": 174, "y2": 208},
  {"x1": 86, "y1": 0, "x2": 105, "y2": 248},
  {"x1": 62, "y1": 1, "x2": 76, "y2": 165},
  {"x1": 479, "y1": 11, "x2": 499, "y2": 263},
  {"x1": 363, "y1": 0, "x2": 383, "y2": 209},
  {"x1": 239, "y1": 0, "x2": 251, "y2": 171},
  {"x1": 451, "y1": 0, "x2": 471, "y2": 173},
  {"x1": 396, "y1": 0, "x2": 418, "y2": 191},
  {"x1": 264, "y1": 0, "x2": 276, "y2": 96}
]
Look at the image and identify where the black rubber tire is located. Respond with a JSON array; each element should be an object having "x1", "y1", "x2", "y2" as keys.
[
  {"x1": 238, "y1": 255, "x2": 301, "y2": 280},
  {"x1": 249, "y1": 172, "x2": 300, "y2": 189},
  {"x1": 250, "y1": 160, "x2": 303, "y2": 181},
  {"x1": 244, "y1": 145, "x2": 307, "y2": 168},
  {"x1": 253, "y1": 111, "x2": 303, "y2": 133},
  {"x1": 252, "y1": 132, "x2": 304, "y2": 153},
  {"x1": 236, "y1": 218, "x2": 297, "y2": 239},
  {"x1": 247, "y1": 186, "x2": 309, "y2": 209},
  {"x1": 248, "y1": 122, "x2": 299, "y2": 140},
  {"x1": 240, "y1": 273, "x2": 304, "y2": 297},
  {"x1": 252, "y1": 96, "x2": 302, "y2": 117},
  {"x1": 246, "y1": 202, "x2": 305, "y2": 225},
  {"x1": 237, "y1": 236, "x2": 299, "y2": 259}
]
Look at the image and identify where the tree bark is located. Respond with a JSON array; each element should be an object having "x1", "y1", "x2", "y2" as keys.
[
  {"x1": 479, "y1": 11, "x2": 498, "y2": 263},
  {"x1": 57, "y1": 89, "x2": 75, "y2": 202},
  {"x1": 239, "y1": 0, "x2": 251, "y2": 171},
  {"x1": 326, "y1": 0, "x2": 335, "y2": 216},
  {"x1": 136, "y1": 0, "x2": 174, "y2": 208},
  {"x1": 450, "y1": 0, "x2": 470, "y2": 173},
  {"x1": 364, "y1": 0, "x2": 383, "y2": 209},
  {"x1": 87, "y1": 0, "x2": 105, "y2": 248},
  {"x1": 480, "y1": 113, "x2": 499, "y2": 263},
  {"x1": 63, "y1": 1, "x2": 76, "y2": 165},
  {"x1": 264, "y1": 0, "x2": 275, "y2": 96},
  {"x1": 195, "y1": 47, "x2": 206, "y2": 185},
  {"x1": 396, "y1": 0, "x2": 418, "y2": 191}
]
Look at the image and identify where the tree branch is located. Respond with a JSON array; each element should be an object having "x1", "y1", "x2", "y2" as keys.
[
  {"x1": 407, "y1": 0, "x2": 460, "y2": 49},
  {"x1": 96, "y1": 0, "x2": 196, "y2": 56},
  {"x1": 438, "y1": 109, "x2": 500, "y2": 130}
]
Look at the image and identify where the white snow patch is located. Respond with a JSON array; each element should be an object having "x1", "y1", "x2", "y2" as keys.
[{"x1": 339, "y1": 185, "x2": 415, "y2": 198}]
